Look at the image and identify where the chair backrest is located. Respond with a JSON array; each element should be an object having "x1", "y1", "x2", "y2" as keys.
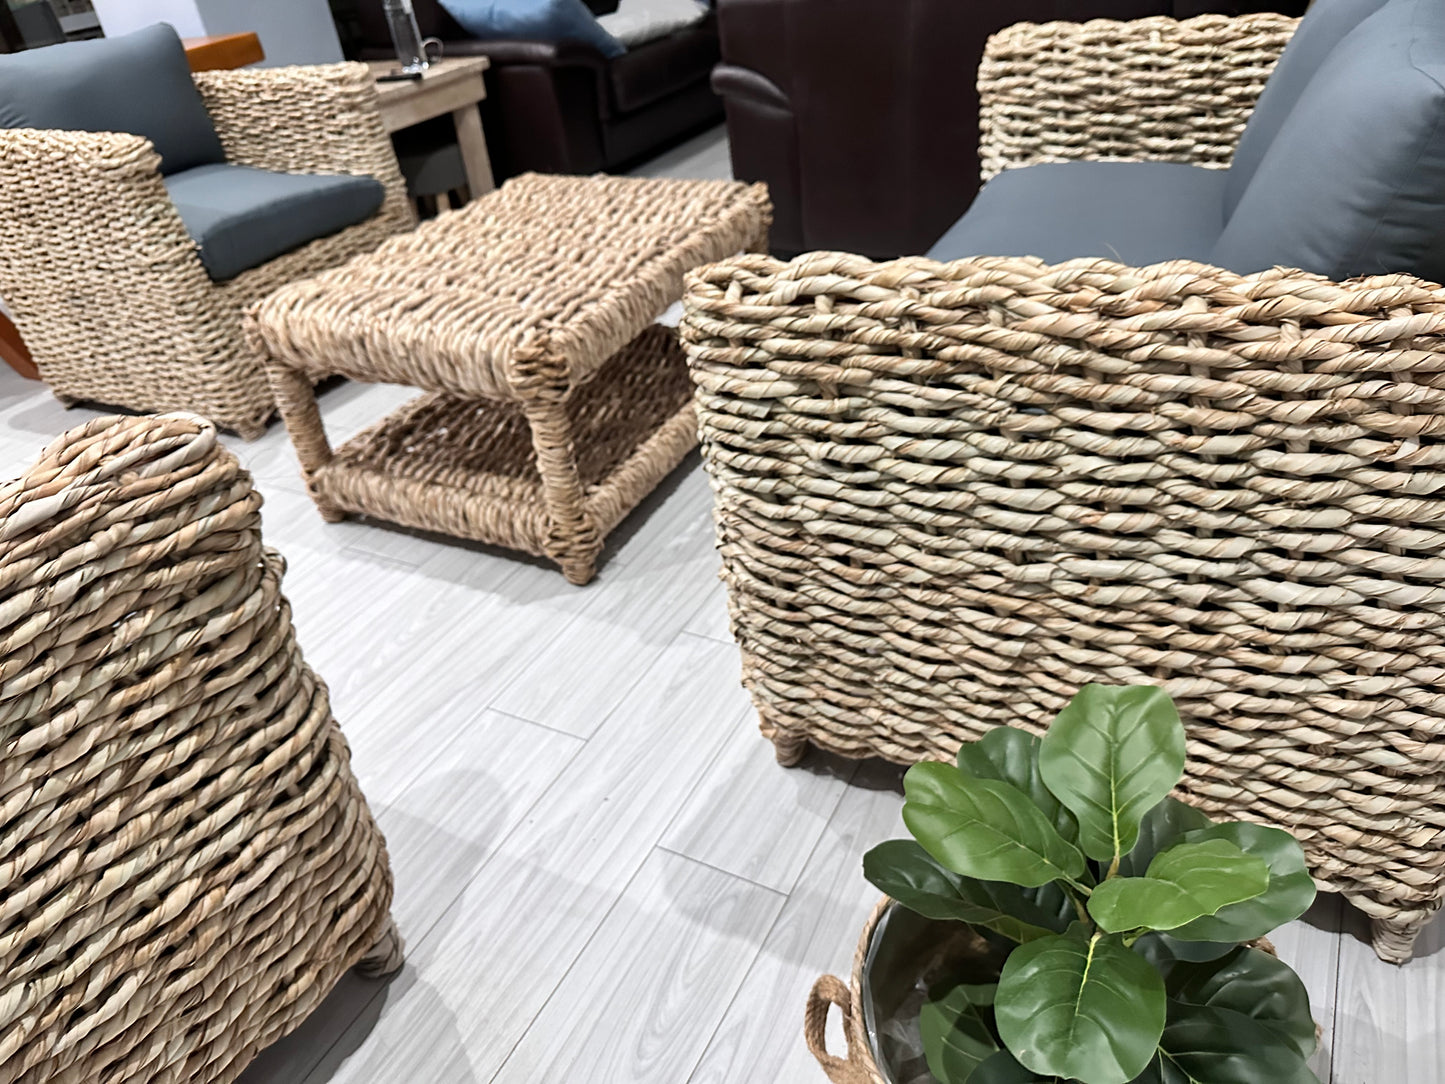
[
  {"x1": 1213, "y1": 0, "x2": 1445, "y2": 282},
  {"x1": 0, "y1": 22, "x2": 224, "y2": 175},
  {"x1": 0, "y1": 412, "x2": 396, "y2": 1083},
  {"x1": 1223, "y1": 0, "x2": 1390, "y2": 217}
]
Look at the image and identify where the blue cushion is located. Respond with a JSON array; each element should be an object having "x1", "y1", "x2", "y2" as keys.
[
  {"x1": 439, "y1": 0, "x2": 625, "y2": 57},
  {"x1": 1224, "y1": 0, "x2": 1390, "y2": 217},
  {"x1": 165, "y1": 165, "x2": 386, "y2": 282},
  {"x1": 1212, "y1": 0, "x2": 1445, "y2": 281},
  {"x1": 0, "y1": 24, "x2": 224, "y2": 176},
  {"x1": 927, "y1": 161, "x2": 1226, "y2": 267}
]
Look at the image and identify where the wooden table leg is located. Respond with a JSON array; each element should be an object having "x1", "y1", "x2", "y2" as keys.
[
  {"x1": 0, "y1": 312, "x2": 40, "y2": 381},
  {"x1": 451, "y1": 104, "x2": 495, "y2": 197}
]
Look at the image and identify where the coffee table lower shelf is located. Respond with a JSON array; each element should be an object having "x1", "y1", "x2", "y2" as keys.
[{"x1": 300, "y1": 324, "x2": 697, "y2": 584}]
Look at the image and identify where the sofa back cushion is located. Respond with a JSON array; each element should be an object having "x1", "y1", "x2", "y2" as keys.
[
  {"x1": 1224, "y1": 0, "x2": 1390, "y2": 216},
  {"x1": 438, "y1": 0, "x2": 626, "y2": 56},
  {"x1": 1212, "y1": 0, "x2": 1445, "y2": 282},
  {"x1": 0, "y1": 24, "x2": 225, "y2": 176}
]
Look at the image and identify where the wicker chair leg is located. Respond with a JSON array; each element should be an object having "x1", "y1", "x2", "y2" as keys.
[
  {"x1": 765, "y1": 721, "x2": 810, "y2": 767},
  {"x1": 1370, "y1": 913, "x2": 1431, "y2": 965},
  {"x1": 233, "y1": 414, "x2": 270, "y2": 442},
  {"x1": 521, "y1": 392, "x2": 602, "y2": 585},
  {"x1": 356, "y1": 915, "x2": 406, "y2": 978}
]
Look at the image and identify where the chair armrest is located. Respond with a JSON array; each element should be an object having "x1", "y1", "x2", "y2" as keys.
[
  {"x1": 194, "y1": 63, "x2": 411, "y2": 226},
  {"x1": 0, "y1": 129, "x2": 219, "y2": 372},
  {"x1": 978, "y1": 13, "x2": 1298, "y2": 181}
]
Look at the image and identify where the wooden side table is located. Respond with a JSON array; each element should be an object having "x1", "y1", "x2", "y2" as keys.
[
  {"x1": 368, "y1": 58, "x2": 495, "y2": 198},
  {"x1": 0, "y1": 312, "x2": 38, "y2": 381},
  {"x1": 183, "y1": 33, "x2": 265, "y2": 72}
]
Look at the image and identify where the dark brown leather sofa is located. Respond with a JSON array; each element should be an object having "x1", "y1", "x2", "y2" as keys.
[
  {"x1": 714, "y1": 0, "x2": 1310, "y2": 258},
  {"x1": 355, "y1": 0, "x2": 723, "y2": 180}
]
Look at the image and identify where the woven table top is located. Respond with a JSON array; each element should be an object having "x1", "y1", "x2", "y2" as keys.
[{"x1": 251, "y1": 173, "x2": 771, "y2": 402}]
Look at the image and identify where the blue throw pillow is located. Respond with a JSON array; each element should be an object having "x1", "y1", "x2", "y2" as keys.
[{"x1": 440, "y1": 0, "x2": 626, "y2": 57}]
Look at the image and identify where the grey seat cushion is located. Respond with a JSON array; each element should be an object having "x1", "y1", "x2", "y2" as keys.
[
  {"x1": 1224, "y1": 0, "x2": 1390, "y2": 218},
  {"x1": 1212, "y1": 0, "x2": 1445, "y2": 282},
  {"x1": 927, "y1": 161, "x2": 1226, "y2": 266},
  {"x1": 165, "y1": 164, "x2": 386, "y2": 282},
  {"x1": 0, "y1": 24, "x2": 224, "y2": 176}
]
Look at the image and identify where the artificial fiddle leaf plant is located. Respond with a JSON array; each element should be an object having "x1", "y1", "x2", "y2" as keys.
[{"x1": 863, "y1": 684, "x2": 1320, "y2": 1084}]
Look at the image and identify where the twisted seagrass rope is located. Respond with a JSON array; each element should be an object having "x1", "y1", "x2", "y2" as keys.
[
  {"x1": 978, "y1": 14, "x2": 1298, "y2": 179},
  {"x1": 251, "y1": 173, "x2": 771, "y2": 584},
  {"x1": 0, "y1": 64, "x2": 411, "y2": 439},
  {"x1": 0, "y1": 413, "x2": 399, "y2": 1084},
  {"x1": 682, "y1": 251, "x2": 1445, "y2": 963}
]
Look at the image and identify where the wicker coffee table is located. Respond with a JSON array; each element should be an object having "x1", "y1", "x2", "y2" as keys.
[{"x1": 248, "y1": 173, "x2": 771, "y2": 583}]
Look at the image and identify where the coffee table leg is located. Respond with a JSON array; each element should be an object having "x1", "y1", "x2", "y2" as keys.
[
  {"x1": 521, "y1": 393, "x2": 602, "y2": 584},
  {"x1": 269, "y1": 363, "x2": 345, "y2": 522}
]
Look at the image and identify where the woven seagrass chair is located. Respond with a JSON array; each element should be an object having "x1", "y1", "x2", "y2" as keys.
[
  {"x1": 682, "y1": 0, "x2": 1445, "y2": 962},
  {"x1": 0, "y1": 26, "x2": 413, "y2": 440},
  {"x1": 0, "y1": 413, "x2": 401, "y2": 1082}
]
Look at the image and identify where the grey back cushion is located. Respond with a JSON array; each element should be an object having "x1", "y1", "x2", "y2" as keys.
[
  {"x1": 0, "y1": 23, "x2": 225, "y2": 176},
  {"x1": 1212, "y1": 0, "x2": 1445, "y2": 283},
  {"x1": 1224, "y1": 0, "x2": 1390, "y2": 217}
]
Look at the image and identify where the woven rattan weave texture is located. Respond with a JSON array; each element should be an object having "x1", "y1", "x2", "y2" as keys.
[
  {"x1": 682, "y1": 251, "x2": 1445, "y2": 963},
  {"x1": 0, "y1": 64, "x2": 412, "y2": 439},
  {"x1": 978, "y1": 14, "x2": 1298, "y2": 179},
  {"x1": 0, "y1": 413, "x2": 400, "y2": 1083},
  {"x1": 251, "y1": 172, "x2": 771, "y2": 584}
]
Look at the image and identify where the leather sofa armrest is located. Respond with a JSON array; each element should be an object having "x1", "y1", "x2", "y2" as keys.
[
  {"x1": 710, "y1": 63, "x2": 788, "y2": 109},
  {"x1": 465, "y1": 38, "x2": 609, "y2": 71}
]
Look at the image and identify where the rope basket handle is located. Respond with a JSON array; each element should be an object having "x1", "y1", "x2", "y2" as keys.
[{"x1": 806, "y1": 974, "x2": 872, "y2": 1084}]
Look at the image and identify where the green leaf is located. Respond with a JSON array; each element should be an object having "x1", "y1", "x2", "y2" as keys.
[
  {"x1": 1167, "y1": 823, "x2": 1316, "y2": 944},
  {"x1": 995, "y1": 926, "x2": 1166, "y2": 1084},
  {"x1": 967, "y1": 1048, "x2": 1058, "y2": 1083},
  {"x1": 1154, "y1": 1004, "x2": 1322, "y2": 1083},
  {"x1": 957, "y1": 727, "x2": 1079, "y2": 843},
  {"x1": 1131, "y1": 931, "x2": 1235, "y2": 968},
  {"x1": 1165, "y1": 946, "x2": 1317, "y2": 1058},
  {"x1": 1088, "y1": 840, "x2": 1270, "y2": 934},
  {"x1": 1119, "y1": 799, "x2": 1212, "y2": 878},
  {"x1": 919, "y1": 982, "x2": 1000, "y2": 1084},
  {"x1": 862, "y1": 840, "x2": 1062, "y2": 942},
  {"x1": 903, "y1": 762, "x2": 1086, "y2": 888},
  {"x1": 1038, "y1": 685, "x2": 1186, "y2": 864}
]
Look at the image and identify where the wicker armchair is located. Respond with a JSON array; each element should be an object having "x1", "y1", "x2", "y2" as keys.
[
  {"x1": 681, "y1": 13, "x2": 1445, "y2": 963},
  {"x1": 0, "y1": 64, "x2": 413, "y2": 440},
  {"x1": 0, "y1": 413, "x2": 400, "y2": 1082}
]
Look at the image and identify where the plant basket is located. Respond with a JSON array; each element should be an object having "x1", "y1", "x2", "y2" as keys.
[
  {"x1": 808, "y1": 898, "x2": 1289, "y2": 1084},
  {"x1": 809, "y1": 901, "x2": 976, "y2": 1084}
]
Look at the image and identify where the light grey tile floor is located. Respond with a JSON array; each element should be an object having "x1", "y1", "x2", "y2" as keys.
[{"x1": 1, "y1": 123, "x2": 1436, "y2": 1084}]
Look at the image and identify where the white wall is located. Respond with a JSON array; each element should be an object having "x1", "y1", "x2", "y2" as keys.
[
  {"x1": 90, "y1": 0, "x2": 205, "y2": 37},
  {"x1": 90, "y1": 0, "x2": 344, "y2": 65},
  {"x1": 196, "y1": 0, "x2": 343, "y2": 66}
]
